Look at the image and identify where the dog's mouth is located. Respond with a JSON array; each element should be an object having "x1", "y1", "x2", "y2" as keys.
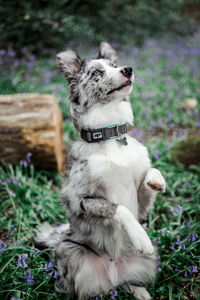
[{"x1": 107, "y1": 80, "x2": 132, "y2": 95}]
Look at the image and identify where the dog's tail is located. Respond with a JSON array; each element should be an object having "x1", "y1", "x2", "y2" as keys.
[{"x1": 34, "y1": 222, "x2": 70, "y2": 250}]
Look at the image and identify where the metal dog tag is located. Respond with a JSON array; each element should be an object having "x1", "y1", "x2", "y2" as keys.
[{"x1": 116, "y1": 136, "x2": 128, "y2": 146}]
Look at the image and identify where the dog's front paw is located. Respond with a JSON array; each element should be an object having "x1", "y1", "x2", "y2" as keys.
[
  {"x1": 132, "y1": 231, "x2": 154, "y2": 256},
  {"x1": 146, "y1": 168, "x2": 166, "y2": 193}
]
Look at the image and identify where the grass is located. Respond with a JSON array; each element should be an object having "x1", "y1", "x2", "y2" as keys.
[{"x1": 0, "y1": 29, "x2": 200, "y2": 299}]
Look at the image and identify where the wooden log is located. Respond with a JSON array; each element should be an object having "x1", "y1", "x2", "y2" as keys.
[{"x1": 0, "y1": 93, "x2": 63, "y2": 172}]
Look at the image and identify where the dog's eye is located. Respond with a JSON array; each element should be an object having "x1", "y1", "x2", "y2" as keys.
[{"x1": 92, "y1": 70, "x2": 103, "y2": 77}]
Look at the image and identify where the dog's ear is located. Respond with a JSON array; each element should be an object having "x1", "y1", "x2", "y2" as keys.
[
  {"x1": 97, "y1": 42, "x2": 118, "y2": 64},
  {"x1": 56, "y1": 50, "x2": 82, "y2": 82}
]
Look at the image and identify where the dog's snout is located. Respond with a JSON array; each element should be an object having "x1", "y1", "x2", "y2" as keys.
[{"x1": 120, "y1": 67, "x2": 132, "y2": 79}]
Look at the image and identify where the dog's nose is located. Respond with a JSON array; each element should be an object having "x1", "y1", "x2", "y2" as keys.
[{"x1": 120, "y1": 67, "x2": 132, "y2": 79}]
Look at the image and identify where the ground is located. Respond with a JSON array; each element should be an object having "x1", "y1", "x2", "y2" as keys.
[{"x1": 0, "y1": 29, "x2": 200, "y2": 300}]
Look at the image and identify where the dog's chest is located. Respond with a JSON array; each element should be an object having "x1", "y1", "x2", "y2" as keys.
[{"x1": 88, "y1": 136, "x2": 150, "y2": 217}]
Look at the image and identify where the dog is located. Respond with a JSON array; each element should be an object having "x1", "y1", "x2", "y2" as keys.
[{"x1": 35, "y1": 42, "x2": 166, "y2": 300}]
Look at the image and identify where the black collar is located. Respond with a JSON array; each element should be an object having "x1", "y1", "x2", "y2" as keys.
[{"x1": 80, "y1": 124, "x2": 127, "y2": 143}]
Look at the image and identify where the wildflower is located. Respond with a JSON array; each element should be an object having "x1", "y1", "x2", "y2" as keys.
[
  {"x1": 34, "y1": 248, "x2": 40, "y2": 254},
  {"x1": 17, "y1": 253, "x2": 28, "y2": 268},
  {"x1": 157, "y1": 267, "x2": 162, "y2": 272},
  {"x1": 12, "y1": 179, "x2": 19, "y2": 185},
  {"x1": 186, "y1": 236, "x2": 191, "y2": 242},
  {"x1": 20, "y1": 160, "x2": 27, "y2": 168},
  {"x1": 191, "y1": 266, "x2": 198, "y2": 273},
  {"x1": 175, "y1": 268, "x2": 180, "y2": 272},
  {"x1": 182, "y1": 243, "x2": 186, "y2": 249},
  {"x1": 8, "y1": 226, "x2": 16, "y2": 236},
  {"x1": 170, "y1": 243, "x2": 175, "y2": 250},
  {"x1": 153, "y1": 150, "x2": 160, "y2": 160},
  {"x1": 36, "y1": 205, "x2": 42, "y2": 211},
  {"x1": 8, "y1": 191, "x2": 15, "y2": 197},
  {"x1": 26, "y1": 152, "x2": 32, "y2": 163},
  {"x1": 10, "y1": 298, "x2": 22, "y2": 300},
  {"x1": 45, "y1": 261, "x2": 54, "y2": 272},
  {"x1": 53, "y1": 222, "x2": 62, "y2": 227},
  {"x1": 27, "y1": 178, "x2": 32, "y2": 184},
  {"x1": 184, "y1": 271, "x2": 188, "y2": 277},
  {"x1": 7, "y1": 235, "x2": 12, "y2": 242},
  {"x1": 158, "y1": 229, "x2": 165, "y2": 236},
  {"x1": 25, "y1": 269, "x2": 34, "y2": 285},
  {"x1": 176, "y1": 205, "x2": 183, "y2": 213},
  {"x1": 0, "y1": 241, "x2": 7, "y2": 248},
  {"x1": 176, "y1": 238, "x2": 181, "y2": 248},
  {"x1": 111, "y1": 286, "x2": 118, "y2": 299},
  {"x1": 53, "y1": 271, "x2": 58, "y2": 279},
  {"x1": 191, "y1": 233, "x2": 198, "y2": 242},
  {"x1": 187, "y1": 220, "x2": 192, "y2": 227}
]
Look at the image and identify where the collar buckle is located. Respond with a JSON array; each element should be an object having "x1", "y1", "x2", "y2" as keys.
[{"x1": 92, "y1": 131, "x2": 103, "y2": 140}]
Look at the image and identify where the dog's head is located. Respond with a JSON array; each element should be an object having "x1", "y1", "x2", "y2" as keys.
[{"x1": 57, "y1": 42, "x2": 134, "y2": 130}]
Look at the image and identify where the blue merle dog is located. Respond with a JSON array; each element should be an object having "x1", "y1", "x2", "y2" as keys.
[{"x1": 35, "y1": 42, "x2": 166, "y2": 300}]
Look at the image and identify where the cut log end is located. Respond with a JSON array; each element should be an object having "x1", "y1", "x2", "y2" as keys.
[{"x1": 0, "y1": 93, "x2": 64, "y2": 172}]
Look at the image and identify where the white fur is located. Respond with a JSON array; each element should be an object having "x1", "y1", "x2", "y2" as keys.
[{"x1": 114, "y1": 205, "x2": 154, "y2": 255}]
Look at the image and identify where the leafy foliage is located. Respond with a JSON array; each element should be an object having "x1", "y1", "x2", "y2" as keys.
[{"x1": 0, "y1": 0, "x2": 198, "y2": 53}]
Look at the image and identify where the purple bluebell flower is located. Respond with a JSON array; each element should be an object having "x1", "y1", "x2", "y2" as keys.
[
  {"x1": 158, "y1": 229, "x2": 165, "y2": 236},
  {"x1": 26, "y1": 152, "x2": 32, "y2": 163},
  {"x1": 20, "y1": 160, "x2": 27, "y2": 168},
  {"x1": 175, "y1": 268, "x2": 180, "y2": 272},
  {"x1": 17, "y1": 253, "x2": 28, "y2": 268},
  {"x1": 8, "y1": 191, "x2": 15, "y2": 197},
  {"x1": 157, "y1": 267, "x2": 162, "y2": 272},
  {"x1": 176, "y1": 205, "x2": 183, "y2": 213},
  {"x1": 153, "y1": 150, "x2": 160, "y2": 160},
  {"x1": 0, "y1": 241, "x2": 7, "y2": 248},
  {"x1": 186, "y1": 236, "x2": 191, "y2": 242},
  {"x1": 36, "y1": 205, "x2": 42, "y2": 211},
  {"x1": 191, "y1": 233, "x2": 198, "y2": 242},
  {"x1": 45, "y1": 261, "x2": 54, "y2": 272},
  {"x1": 187, "y1": 220, "x2": 192, "y2": 227},
  {"x1": 48, "y1": 270, "x2": 54, "y2": 277},
  {"x1": 176, "y1": 238, "x2": 181, "y2": 248},
  {"x1": 27, "y1": 178, "x2": 32, "y2": 184},
  {"x1": 191, "y1": 266, "x2": 198, "y2": 273},
  {"x1": 53, "y1": 271, "x2": 59, "y2": 279},
  {"x1": 7, "y1": 235, "x2": 12, "y2": 242},
  {"x1": 182, "y1": 243, "x2": 186, "y2": 249},
  {"x1": 10, "y1": 298, "x2": 22, "y2": 300},
  {"x1": 25, "y1": 269, "x2": 34, "y2": 285},
  {"x1": 111, "y1": 286, "x2": 118, "y2": 299},
  {"x1": 53, "y1": 222, "x2": 62, "y2": 227},
  {"x1": 170, "y1": 243, "x2": 175, "y2": 250},
  {"x1": 12, "y1": 180, "x2": 19, "y2": 185},
  {"x1": 34, "y1": 248, "x2": 40, "y2": 254},
  {"x1": 184, "y1": 271, "x2": 188, "y2": 277}
]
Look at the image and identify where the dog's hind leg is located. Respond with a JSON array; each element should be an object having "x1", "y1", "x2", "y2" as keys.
[
  {"x1": 128, "y1": 286, "x2": 152, "y2": 300},
  {"x1": 56, "y1": 239, "x2": 114, "y2": 300},
  {"x1": 116, "y1": 253, "x2": 157, "y2": 299}
]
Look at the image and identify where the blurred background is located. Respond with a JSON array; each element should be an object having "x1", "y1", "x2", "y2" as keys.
[{"x1": 0, "y1": 1, "x2": 200, "y2": 300}]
